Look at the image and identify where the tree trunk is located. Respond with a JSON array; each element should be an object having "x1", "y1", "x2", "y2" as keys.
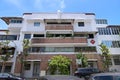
[{"x1": 1, "y1": 62, "x2": 5, "y2": 73}]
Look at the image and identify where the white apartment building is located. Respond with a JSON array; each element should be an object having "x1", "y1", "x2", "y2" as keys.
[
  {"x1": 0, "y1": 11, "x2": 120, "y2": 78},
  {"x1": 97, "y1": 25, "x2": 120, "y2": 71}
]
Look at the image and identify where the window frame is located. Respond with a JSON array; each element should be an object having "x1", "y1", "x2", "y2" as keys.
[
  {"x1": 78, "y1": 22, "x2": 84, "y2": 27},
  {"x1": 24, "y1": 34, "x2": 31, "y2": 39},
  {"x1": 34, "y1": 22, "x2": 40, "y2": 27},
  {"x1": 24, "y1": 63, "x2": 31, "y2": 70}
]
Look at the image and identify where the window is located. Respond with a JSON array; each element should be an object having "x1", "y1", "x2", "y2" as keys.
[
  {"x1": 1, "y1": 47, "x2": 15, "y2": 55},
  {"x1": 4, "y1": 66, "x2": 12, "y2": 72},
  {"x1": 0, "y1": 35, "x2": 17, "y2": 40},
  {"x1": 6, "y1": 35, "x2": 17, "y2": 40},
  {"x1": 113, "y1": 56, "x2": 120, "y2": 65},
  {"x1": 78, "y1": 22, "x2": 84, "y2": 27},
  {"x1": 114, "y1": 58, "x2": 120, "y2": 65},
  {"x1": 24, "y1": 34, "x2": 31, "y2": 39},
  {"x1": 47, "y1": 22, "x2": 71, "y2": 25},
  {"x1": 11, "y1": 19, "x2": 22, "y2": 23},
  {"x1": 30, "y1": 47, "x2": 74, "y2": 52},
  {"x1": 75, "y1": 47, "x2": 96, "y2": 52},
  {"x1": 31, "y1": 47, "x2": 41, "y2": 52},
  {"x1": 98, "y1": 28, "x2": 120, "y2": 35},
  {"x1": 24, "y1": 63, "x2": 31, "y2": 70},
  {"x1": 33, "y1": 34, "x2": 44, "y2": 37},
  {"x1": 106, "y1": 28, "x2": 111, "y2": 35},
  {"x1": 34, "y1": 22, "x2": 40, "y2": 26},
  {"x1": 88, "y1": 34, "x2": 94, "y2": 38},
  {"x1": 96, "y1": 19, "x2": 107, "y2": 24},
  {"x1": 102, "y1": 41, "x2": 120, "y2": 48}
]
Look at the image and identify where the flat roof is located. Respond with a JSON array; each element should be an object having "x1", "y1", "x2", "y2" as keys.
[
  {"x1": 23, "y1": 12, "x2": 95, "y2": 15},
  {"x1": 107, "y1": 25, "x2": 120, "y2": 28},
  {"x1": 1, "y1": 12, "x2": 95, "y2": 25}
]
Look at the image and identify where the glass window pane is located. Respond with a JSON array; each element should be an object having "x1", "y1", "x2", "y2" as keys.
[
  {"x1": 24, "y1": 63, "x2": 31, "y2": 70},
  {"x1": 34, "y1": 22, "x2": 40, "y2": 26},
  {"x1": 7, "y1": 35, "x2": 17, "y2": 40},
  {"x1": 24, "y1": 34, "x2": 31, "y2": 39},
  {"x1": 78, "y1": 22, "x2": 84, "y2": 26},
  {"x1": 4, "y1": 66, "x2": 12, "y2": 73}
]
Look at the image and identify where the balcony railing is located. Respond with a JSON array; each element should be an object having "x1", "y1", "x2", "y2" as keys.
[
  {"x1": 0, "y1": 35, "x2": 17, "y2": 40},
  {"x1": 31, "y1": 37, "x2": 87, "y2": 44},
  {"x1": 8, "y1": 23, "x2": 22, "y2": 29},
  {"x1": 45, "y1": 25, "x2": 73, "y2": 30}
]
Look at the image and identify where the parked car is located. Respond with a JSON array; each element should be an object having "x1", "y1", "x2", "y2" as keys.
[
  {"x1": 0, "y1": 73, "x2": 25, "y2": 80},
  {"x1": 89, "y1": 72, "x2": 120, "y2": 80},
  {"x1": 74, "y1": 67, "x2": 100, "y2": 78},
  {"x1": 39, "y1": 75, "x2": 83, "y2": 80}
]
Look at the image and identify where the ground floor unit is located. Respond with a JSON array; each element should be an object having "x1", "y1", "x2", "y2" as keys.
[
  {"x1": 0, "y1": 53, "x2": 120, "y2": 78},
  {"x1": 14, "y1": 53, "x2": 103, "y2": 78}
]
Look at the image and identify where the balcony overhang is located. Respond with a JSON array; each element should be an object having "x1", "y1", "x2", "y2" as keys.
[
  {"x1": 31, "y1": 43, "x2": 87, "y2": 47},
  {"x1": 44, "y1": 19, "x2": 74, "y2": 23},
  {"x1": 24, "y1": 59, "x2": 41, "y2": 62},
  {"x1": 74, "y1": 31, "x2": 98, "y2": 34},
  {"x1": 46, "y1": 30, "x2": 73, "y2": 34},
  {"x1": 1, "y1": 17, "x2": 22, "y2": 25},
  {"x1": 87, "y1": 59, "x2": 98, "y2": 61}
]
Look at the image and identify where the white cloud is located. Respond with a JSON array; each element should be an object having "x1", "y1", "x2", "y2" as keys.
[
  {"x1": 34, "y1": 0, "x2": 66, "y2": 11},
  {"x1": 60, "y1": 0, "x2": 65, "y2": 9},
  {"x1": 4, "y1": 0, "x2": 66, "y2": 12}
]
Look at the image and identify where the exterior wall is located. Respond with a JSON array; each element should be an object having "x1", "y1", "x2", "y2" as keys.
[
  {"x1": 0, "y1": 30, "x2": 22, "y2": 73},
  {"x1": 97, "y1": 33, "x2": 120, "y2": 54},
  {"x1": 85, "y1": 53, "x2": 103, "y2": 71},
  {"x1": 21, "y1": 19, "x2": 45, "y2": 33},
  {"x1": 14, "y1": 53, "x2": 102, "y2": 77},
  {"x1": 96, "y1": 26, "x2": 120, "y2": 71},
  {"x1": 74, "y1": 19, "x2": 97, "y2": 32}
]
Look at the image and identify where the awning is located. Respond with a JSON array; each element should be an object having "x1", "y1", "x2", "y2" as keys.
[{"x1": 24, "y1": 59, "x2": 41, "y2": 62}]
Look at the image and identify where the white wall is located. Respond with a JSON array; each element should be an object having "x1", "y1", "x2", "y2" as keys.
[
  {"x1": 74, "y1": 20, "x2": 92, "y2": 32},
  {"x1": 97, "y1": 34, "x2": 120, "y2": 54},
  {"x1": 21, "y1": 19, "x2": 45, "y2": 32},
  {"x1": 0, "y1": 31, "x2": 7, "y2": 34}
]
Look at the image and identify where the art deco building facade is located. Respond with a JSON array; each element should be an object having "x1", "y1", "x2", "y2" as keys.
[{"x1": 0, "y1": 11, "x2": 120, "y2": 78}]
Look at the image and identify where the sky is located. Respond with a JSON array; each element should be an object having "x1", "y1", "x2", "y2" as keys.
[{"x1": 0, "y1": 0, "x2": 120, "y2": 29}]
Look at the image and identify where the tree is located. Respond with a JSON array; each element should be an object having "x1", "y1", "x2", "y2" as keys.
[
  {"x1": 0, "y1": 40, "x2": 12, "y2": 72},
  {"x1": 20, "y1": 39, "x2": 30, "y2": 77},
  {"x1": 48, "y1": 55, "x2": 71, "y2": 75},
  {"x1": 99, "y1": 43, "x2": 111, "y2": 72},
  {"x1": 76, "y1": 52, "x2": 88, "y2": 67}
]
